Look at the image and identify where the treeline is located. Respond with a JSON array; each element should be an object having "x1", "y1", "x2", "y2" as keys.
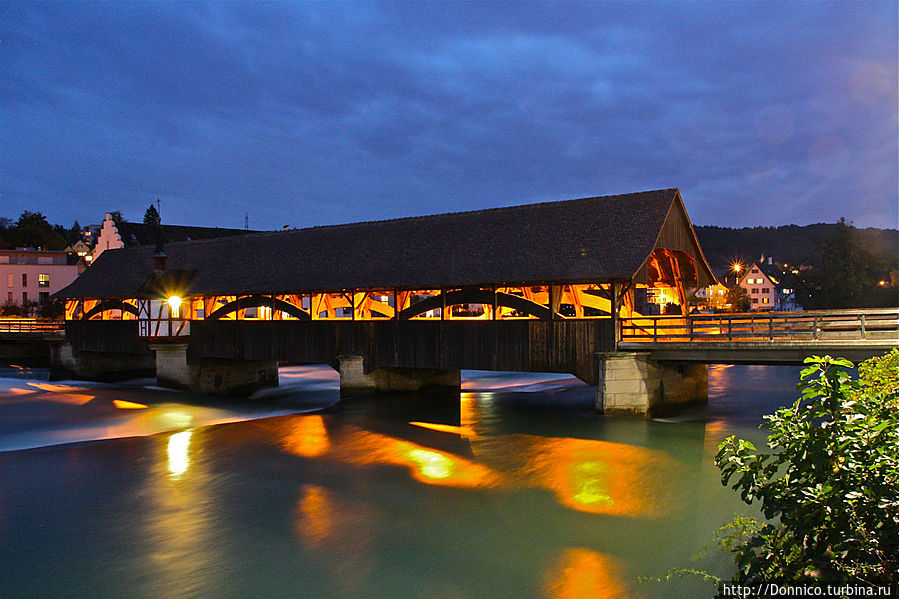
[
  {"x1": 0, "y1": 212, "x2": 84, "y2": 250},
  {"x1": 695, "y1": 222, "x2": 897, "y2": 271},
  {"x1": 697, "y1": 220, "x2": 899, "y2": 309}
]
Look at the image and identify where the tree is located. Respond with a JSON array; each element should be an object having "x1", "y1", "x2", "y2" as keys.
[
  {"x1": 725, "y1": 285, "x2": 750, "y2": 312},
  {"x1": 143, "y1": 204, "x2": 160, "y2": 228},
  {"x1": 715, "y1": 351, "x2": 899, "y2": 582},
  {"x1": 797, "y1": 218, "x2": 895, "y2": 309},
  {"x1": 8, "y1": 211, "x2": 67, "y2": 250},
  {"x1": 67, "y1": 220, "x2": 82, "y2": 244}
]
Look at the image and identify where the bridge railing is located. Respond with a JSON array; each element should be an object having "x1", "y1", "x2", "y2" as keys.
[
  {"x1": 0, "y1": 318, "x2": 66, "y2": 335},
  {"x1": 620, "y1": 308, "x2": 899, "y2": 343}
]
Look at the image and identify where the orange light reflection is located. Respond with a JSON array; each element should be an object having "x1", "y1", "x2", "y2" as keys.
[
  {"x1": 26, "y1": 382, "x2": 89, "y2": 393},
  {"x1": 8, "y1": 387, "x2": 37, "y2": 396},
  {"x1": 113, "y1": 399, "x2": 148, "y2": 410},
  {"x1": 542, "y1": 548, "x2": 629, "y2": 599},
  {"x1": 281, "y1": 415, "x2": 331, "y2": 458},
  {"x1": 408, "y1": 421, "x2": 476, "y2": 437},
  {"x1": 518, "y1": 436, "x2": 673, "y2": 517}
]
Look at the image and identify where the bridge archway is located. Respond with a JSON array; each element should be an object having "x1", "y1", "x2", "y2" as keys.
[
  {"x1": 397, "y1": 289, "x2": 553, "y2": 320},
  {"x1": 207, "y1": 295, "x2": 311, "y2": 321},
  {"x1": 85, "y1": 299, "x2": 140, "y2": 320}
]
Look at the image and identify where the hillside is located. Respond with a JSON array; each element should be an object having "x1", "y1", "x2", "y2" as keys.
[{"x1": 695, "y1": 223, "x2": 898, "y2": 273}]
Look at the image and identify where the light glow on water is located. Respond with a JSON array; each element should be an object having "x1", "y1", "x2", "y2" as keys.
[
  {"x1": 113, "y1": 399, "x2": 148, "y2": 410},
  {"x1": 408, "y1": 421, "x2": 476, "y2": 437},
  {"x1": 167, "y1": 430, "x2": 193, "y2": 479},
  {"x1": 542, "y1": 548, "x2": 628, "y2": 599},
  {"x1": 280, "y1": 415, "x2": 331, "y2": 457}
]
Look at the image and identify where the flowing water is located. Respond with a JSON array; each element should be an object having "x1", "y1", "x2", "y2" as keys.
[{"x1": 0, "y1": 362, "x2": 803, "y2": 598}]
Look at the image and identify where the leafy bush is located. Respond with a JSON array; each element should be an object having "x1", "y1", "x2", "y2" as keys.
[{"x1": 716, "y1": 350, "x2": 899, "y2": 581}]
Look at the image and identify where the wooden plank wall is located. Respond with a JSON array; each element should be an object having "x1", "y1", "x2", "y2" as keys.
[
  {"x1": 189, "y1": 319, "x2": 614, "y2": 385},
  {"x1": 65, "y1": 320, "x2": 152, "y2": 355}
]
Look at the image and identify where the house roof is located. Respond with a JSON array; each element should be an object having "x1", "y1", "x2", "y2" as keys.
[
  {"x1": 740, "y1": 262, "x2": 783, "y2": 286},
  {"x1": 56, "y1": 188, "x2": 715, "y2": 299},
  {"x1": 114, "y1": 222, "x2": 258, "y2": 246}
]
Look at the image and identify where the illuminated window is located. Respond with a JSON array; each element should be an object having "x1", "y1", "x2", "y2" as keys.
[
  {"x1": 38, "y1": 273, "x2": 50, "y2": 287},
  {"x1": 762, "y1": 297, "x2": 769, "y2": 304}
]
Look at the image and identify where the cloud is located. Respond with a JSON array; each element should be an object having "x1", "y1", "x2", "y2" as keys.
[{"x1": 0, "y1": 1, "x2": 895, "y2": 230}]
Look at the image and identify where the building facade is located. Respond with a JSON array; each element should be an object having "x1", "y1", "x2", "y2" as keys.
[{"x1": 1, "y1": 249, "x2": 79, "y2": 310}]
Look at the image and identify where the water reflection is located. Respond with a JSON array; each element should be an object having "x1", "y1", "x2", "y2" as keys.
[
  {"x1": 543, "y1": 548, "x2": 629, "y2": 599},
  {"x1": 275, "y1": 412, "x2": 674, "y2": 518},
  {"x1": 142, "y1": 427, "x2": 226, "y2": 598},
  {"x1": 0, "y1": 363, "x2": 805, "y2": 598},
  {"x1": 280, "y1": 414, "x2": 331, "y2": 457},
  {"x1": 294, "y1": 484, "x2": 376, "y2": 595},
  {"x1": 113, "y1": 399, "x2": 148, "y2": 410},
  {"x1": 279, "y1": 420, "x2": 501, "y2": 488},
  {"x1": 167, "y1": 429, "x2": 193, "y2": 479}
]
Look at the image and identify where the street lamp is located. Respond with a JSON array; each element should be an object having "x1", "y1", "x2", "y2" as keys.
[{"x1": 167, "y1": 295, "x2": 182, "y2": 318}]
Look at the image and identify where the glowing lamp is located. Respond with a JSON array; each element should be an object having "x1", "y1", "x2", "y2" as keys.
[
  {"x1": 167, "y1": 295, "x2": 183, "y2": 318},
  {"x1": 732, "y1": 263, "x2": 743, "y2": 273}
]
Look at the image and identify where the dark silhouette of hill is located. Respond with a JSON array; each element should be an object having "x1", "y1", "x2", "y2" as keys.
[{"x1": 695, "y1": 223, "x2": 898, "y2": 273}]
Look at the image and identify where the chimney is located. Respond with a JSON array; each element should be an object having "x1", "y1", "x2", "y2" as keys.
[
  {"x1": 153, "y1": 249, "x2": 167, "y2": 272},
  {"x1": 768, "y1": 256, "x2": 773, "y2": 265}
]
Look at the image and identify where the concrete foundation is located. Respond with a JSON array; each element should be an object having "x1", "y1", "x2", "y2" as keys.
[
  {"x1": 151, "y1": 343, "x2": 278, "y2": 397},
  {"x1": 596, "y1": 352, "x2": 708, "y2": 417},
  {"x1": 338, "y1": 355, "x2": 461, "y2": 394},
  {"x1": 49, "y1": 342, "x2": 156, "y2": 381}
]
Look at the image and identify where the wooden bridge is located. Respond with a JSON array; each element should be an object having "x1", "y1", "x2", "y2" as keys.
[
  {"x1": 619, "y1": 308, "x2": 898, "y2": 363},
  {"x1": 0, "y1": 318, "x2": 65, "y2": 336},
  {"x1": 51, "y1": 189, "x2": 898, "y2": 415}
]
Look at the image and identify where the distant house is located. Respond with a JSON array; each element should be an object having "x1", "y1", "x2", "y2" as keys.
[
  {"x1": 1, "y1": 249, "x2": 79, "y2": 311},
  {"x1": 90, "y1": 213, "x2": 259, "y2": 262},
  {"x1": 699, "y1": 282, "x2": 730, "y2": 311},
  {"x1": 64, "y1": 240, "x2": 93, "y2": 272},
  {"x1": 738, "y1": 257, "x2": 801, "y2": 312}
]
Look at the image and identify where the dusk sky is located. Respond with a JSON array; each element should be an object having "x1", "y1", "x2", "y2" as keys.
[{"x1": 2, "y1": 1, "x2": 897, "y2": 231}]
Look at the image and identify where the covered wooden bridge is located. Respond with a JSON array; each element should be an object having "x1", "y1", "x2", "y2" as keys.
[{"x1": 55, "y1": 188, "x2": 716, "y2": 414}]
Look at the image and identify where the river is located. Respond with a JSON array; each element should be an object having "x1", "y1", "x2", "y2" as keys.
[{"x1": 0, "y1": 362, "x2": 802, "y2": 598}]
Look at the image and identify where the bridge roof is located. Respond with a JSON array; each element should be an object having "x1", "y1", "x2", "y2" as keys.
[{"x1": 56, "y1": 188, "x2": 716, "y2": 299}]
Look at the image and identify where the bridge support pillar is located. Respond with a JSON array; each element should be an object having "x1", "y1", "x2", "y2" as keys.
[
  {"x1": 596, "y1": 352, "x2": 707, "y2": 417},
  {"x1": 49, "y1": 342, "x2": 156, "y2": 381},
  {"x1": 151, "y1": 343, "x2": 278, "y2": 397},
  {"x1": 338, "y1": 355, "x2": 461, "y2": 394}
]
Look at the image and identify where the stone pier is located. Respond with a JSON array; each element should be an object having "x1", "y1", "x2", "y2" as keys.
[
  {"x1": 337, "y1": 355, "x2": 461, "y2": 394},
  {"x1": 596, "y1": 352, "x2": 708, "y2": 417},
  {"x1": 49, "y1": 342, "x2": 156, "y2": 381},
  {"x1": 151, "y1": 343, "x2": 278, "y2": 396}
]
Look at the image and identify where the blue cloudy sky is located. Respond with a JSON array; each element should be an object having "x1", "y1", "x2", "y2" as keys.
[{"x1": 2, "y1": 1, "x2": 896, "y2": 230}]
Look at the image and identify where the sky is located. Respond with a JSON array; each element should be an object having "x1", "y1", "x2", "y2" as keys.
[{"x1": 1, "y1": 1, "x2": 897, "y2": 231}]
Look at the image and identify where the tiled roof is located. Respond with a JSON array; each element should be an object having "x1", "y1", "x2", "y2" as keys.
[
  {"x1": 56, "y1": 189, "x2": 697, "y2": 298},
  {"x1": 116, "y1": 222, "x2": 258, "y2": 246}
]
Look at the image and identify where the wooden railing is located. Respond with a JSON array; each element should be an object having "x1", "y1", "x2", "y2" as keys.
[
  {"x1": 620, "y1": 308, "x2": 899, "y2": 343},
  {"x1": 0, "y1": 318, "x2": 66, "y2": 335}
]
